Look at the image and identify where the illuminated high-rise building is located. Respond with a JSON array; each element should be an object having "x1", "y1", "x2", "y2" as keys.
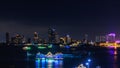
[
  {"x1": 11, "y1": 34, "x2": 23, "y2": 44},
  {"x1": 48, "y1": 27, "x2": 56, "y2": 44},
  {"x1": 106, "y1": 33, "x2": 116, "y2": 42},
  {"x1": 34, "y1": 32, "x2": 38, "y2": 38},
  {"x1": 15, "y1": 34, "x2": 22, "y2": 44},
  {"x1": 21, "y1": 35, "x2": 26, "y2": 44},
  {"x1": 60, "y1": 38, "x2": 64, "y2": 44},
  {"x1": 33, "y1": 32, "x2": 39, "y2": 44},
  {"x1": 66, "y1": 35, "x2": 72, "y2": 44},
  {"x1": 95, "y1": 36, "x2": 106, "y2": 42}
]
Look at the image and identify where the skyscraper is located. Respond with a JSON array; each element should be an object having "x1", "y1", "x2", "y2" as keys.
[
  {"x1": 15, "y1": 34, "x2": 22, "y2": 44},
  {"x1": 95, "y1": 36, "x2": 106, "y2": 42},
  {"x1": 33, "y1": 32, "x2": 39, "y2": 44},
  {"x1": 48, "y1": 27, "x2": 56, "y2": 44},
  {"x1": 66, "y1": 35, "x2": 72, "y2": 44},
  {"x1": 106, "y1": 33, "x2": 116, "y2": 42},
  {"x1": 11, "y1": 34, "x2": 23, "y2": 44}
]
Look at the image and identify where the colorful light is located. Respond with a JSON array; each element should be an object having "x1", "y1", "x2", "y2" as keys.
[
  {"x1": 36, "y1": 52, "x2": 63, "y2": 60},
  {"x1": 48, "y1": 44, "x2": 52, "y2": 48},
  {"x1": 115, "y1": 40, "x2": 120, "y2": 43},
  {"x1": 65, "y1": 45, "x2": 70, "y2": 49},
  {"x1": 38, "y1": 46, "x2": 46, "y2": 49},
  {"x1": 41, "y1": 59, "x2": 46, "y2": 67},
  {"x1": 35, "y1": 59, "x2": 63, "y2": 68},
  {"x1": 36, "y1": 59, "x2": 40, "y2": 68},
  {"x1": 108, "y1": 33, "x2": 116, "y2": 37},
  {"x1": 23, "y1": 46, "x2": 31, "y2": 50}
]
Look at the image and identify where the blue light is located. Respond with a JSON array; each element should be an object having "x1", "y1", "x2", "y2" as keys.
[
  {"x1": 35, "y1": 58, "x2": 63, "y2": 68},
  {"x1": 54, "y1": 60, "x2": 59, "y2": 63},
  {"x1": 65, "y1": 45, "x2": 70, "y2": 49},
  {"x1": 54, "y1": 60, "x2": 59, "y2": 66},
  {"x1": 36, "y1": 59, "x2": 40, "y2": 68},
  {"x1": 41, "y1": 58, "x2": 45, "y2": 60},
  {"x1": 41, "y1": 59, "x2": 45, "y2": 67},
  {"x1": 36, "y1": 53, "x2": 46, "y2": 59},
  {"x1": 47, "y1": 59, "x2": 53, "y2": 67},
  {"x1": 47, "y1": 59, "x2": 54, "y2": 63},
  {"x1": 88, "y1": 59, "x2": 91, "y2": 62},
  {"x1": 85, "y1": 62, "x2": 89, "y2": 66},
  {"x1": 36, "y1": 59, "x2": 40, "y2": 62}
]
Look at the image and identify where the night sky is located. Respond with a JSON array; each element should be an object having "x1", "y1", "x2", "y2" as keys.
[{"x1": 0, "y1": 0, "x2": 120, "y2": 41}]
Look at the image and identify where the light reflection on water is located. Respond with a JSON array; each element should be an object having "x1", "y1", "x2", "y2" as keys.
[
  {"x1": 108, "y1": 48, "x2": 118, "y2": 68},
  {"x1": 35, "y1": 59, "x2": 63, "y2": 68},
  {"x1": 20, "y1": 48, "x2": 120, "y2": 68},
  {"x1": 113, "y1": 50, "x2": 118, "y2": 68}
]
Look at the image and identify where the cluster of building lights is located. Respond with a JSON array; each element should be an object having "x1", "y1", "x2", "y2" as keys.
[
  {"x1": 5, "y1": 27, "x2": 120, "y2": 48},
  {"x1": 5, "y1": 27, "x2": 91, "y2": 48},
  {"x1": 98, "y1": 33, "x2": 120, "y2": 48}
]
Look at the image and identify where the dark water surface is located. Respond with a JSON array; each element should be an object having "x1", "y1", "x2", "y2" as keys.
[{"x1": 0, "y1": 45, "x2": 120, "y2": 68}]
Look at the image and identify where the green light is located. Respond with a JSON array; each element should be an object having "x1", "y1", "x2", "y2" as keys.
[
  {"x1": 48, "y1": 45, "x2": 52, "y2": 48},
  {"x1": 27, "y1": 47, "x2": 31, "y2": 50},
  {"x1": 38, "y1": 46, "x2": 46, "y2": 49},
  {"x1": 23, "y1": 46, "x2": 31, "y2": 50}
]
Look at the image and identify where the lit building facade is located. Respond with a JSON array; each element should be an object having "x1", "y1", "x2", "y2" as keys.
[
  {"x1": 66, "y1": 35, "x2": 72, "y2": 44},
  {"x1": 95, "y1": 36, "x2": 106, "y2": 42},
  {"x1": 106, "y1": 33, "x2": 116, "y2": 42},
  {"x1": 33, "y1": 32, "x2": 39, "y2": 44},
  {"x1": 11, "y1": 34, "x2": 23, "y2": 44}
]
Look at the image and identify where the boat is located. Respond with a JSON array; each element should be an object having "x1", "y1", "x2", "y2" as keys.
[
  {"x1": 45, "y1": 52, "x2": 53, "y2": 58},
  {"x1": 36, "y1": 52, "x2": 63, "y2": 59}
]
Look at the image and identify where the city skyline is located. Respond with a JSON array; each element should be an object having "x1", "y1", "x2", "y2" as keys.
[{"x1": 0, "y1": 29, "x2": 120, "y2": 43}]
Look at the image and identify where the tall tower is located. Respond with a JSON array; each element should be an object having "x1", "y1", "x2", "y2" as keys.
[
  {"x1": 48, "y1": 27, "x2": 56, "y2": 44},
  {"x1": 66, "y1": 34, "x2": 72, "y2": 44},
  {"x1": 33, "y1": 32, "x2": 39, "y2": 44}
]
